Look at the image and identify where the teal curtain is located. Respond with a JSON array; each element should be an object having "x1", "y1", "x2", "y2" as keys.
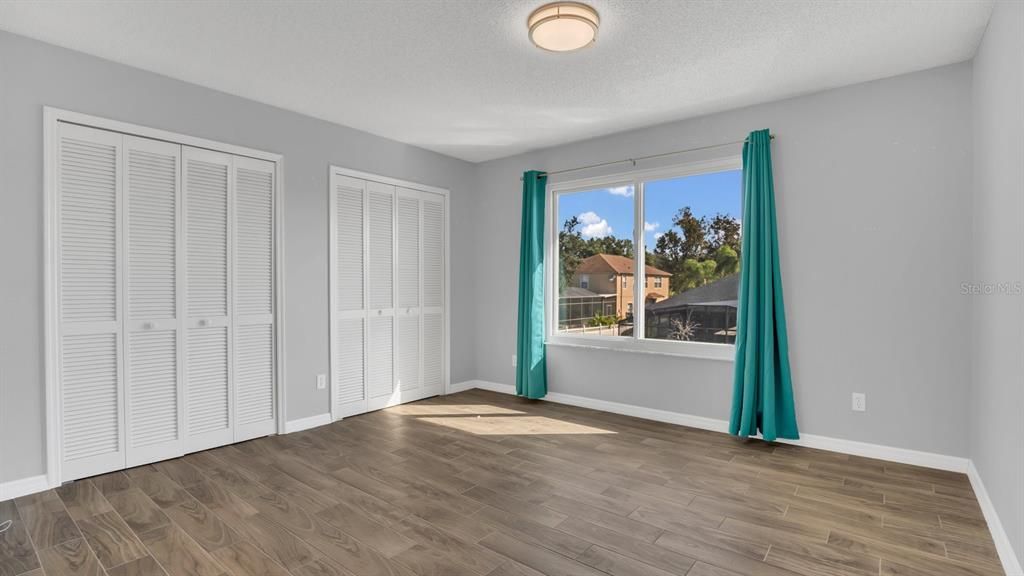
[
  {"x1": 516, "y1": 171, "x2": 548, "y2": 399},
  {"x1": 729, "y1": 130, "x2": 799, "y2": 441}
]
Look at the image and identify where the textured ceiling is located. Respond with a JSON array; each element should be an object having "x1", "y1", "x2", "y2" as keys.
[{"x1": 0, "y1": 1, "x2": 993, "y2": 162}]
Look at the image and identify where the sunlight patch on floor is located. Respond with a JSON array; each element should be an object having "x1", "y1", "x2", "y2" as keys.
[
  {"x1": 418, "y1": 415, "x2": 617, "y2": 435},
  {"x1": 387, "y1": 404, "x2": 525, "y2": 416}
]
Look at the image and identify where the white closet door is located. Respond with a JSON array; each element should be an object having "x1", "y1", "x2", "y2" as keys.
[
  {"x1": 421, "y1": 192, "x2": 446, "y2": 394},
  {"x1": 395, "y1": 189, "x2": 421, "y2": 397},
  {"x1": 183, "y1": 147, "x2": 233, "y2": 453},
  {"x1": 366, "y1": 181, "x2": 396, "y2": 410},
  {"x1": 330, "y1": 174, "x2": 368, "y2": 418},
  {"x1": 233, "y1": 156, "x2": 276, "y2": 441},
  {"x1": 124, "y1": 136, "x2": 184, "y2": 467},
  {"x1": 56, "y1": 123, "x2": 126, "y2": 481}
]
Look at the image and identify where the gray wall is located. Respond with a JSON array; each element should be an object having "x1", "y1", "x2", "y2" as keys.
[
  {"x1": 970, "y1": 0, "x2": 1024, "y2": 567},
  {"x1": 473, "y1": 63, "x2": 974, "y2": 457},
  {"x1": 0, "y1": 30, "x2": 478, "y2": 483}
]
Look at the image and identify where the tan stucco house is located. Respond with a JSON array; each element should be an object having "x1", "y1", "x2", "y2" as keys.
[{"x1": 571, "y1": 254, "x2": 672, "y2": 319}]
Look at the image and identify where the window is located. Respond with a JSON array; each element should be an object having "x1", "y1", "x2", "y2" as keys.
[
  {"x1": 555, "y1": 184, "x2": 633, "y2": 338},
  {"x1": 549, "y1": 158, "x2": 741, "y2": 360}
]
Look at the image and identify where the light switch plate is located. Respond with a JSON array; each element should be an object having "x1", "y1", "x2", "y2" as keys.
[{"x1": 316, "y1": 374, "x2": 327, "y2": 390}]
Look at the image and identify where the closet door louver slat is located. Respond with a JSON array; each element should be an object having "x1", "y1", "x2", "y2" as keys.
[
  {"x1": 396, "y1": 190, "x2": 421, "y2": 396},
  {"x1": 335, "y1": 318, "x2": 365, "y2": 408},
  {"x1": 234, "y1": 157, "x2": 276, "y2": 441},
  {"x1": 367, "y1": 183, "x2": 394, "y2": 310},
  {"x1": 331, "y1": 174, "x2": 368, "y2": 417},
  {"x1": 57, "y1": 123, "x2": 126, "y2": 481},
  {"x1": 124, "y1": 136, "x2": 183, "y2": 466},
  {"x1": 367, "y1": 315, "x2": 394, "y2": 401},
  {"x1": 422, "y1": 193, "x2": 446, "y2": 393},
  {"x1": 397, "y1": 315, "x2": 420, "y2": 392},
  {"x1": 423, "y1": 312, "x2": 444, "y2": 391},
  {"x1": 365, "y1": 181, "x2": 396, "y2": 409},
  {"x1": 183, "y1": 147, "x2": 234, "y2": 453}
]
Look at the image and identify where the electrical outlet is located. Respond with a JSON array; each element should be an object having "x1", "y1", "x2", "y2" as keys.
[
  {"x1": 852, "y1": 392, "x2": 866, "y2": 412},
  {"x1": 512, "y1": 354, "x2": 517, "y2": 368},
  {"x1": 316, "y1": 374, "x2": 326, "y2": 390}
]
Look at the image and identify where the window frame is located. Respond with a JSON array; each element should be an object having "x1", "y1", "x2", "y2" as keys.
[{"x1": 545, "y1": 156, "x2": 742, "y2": 361}]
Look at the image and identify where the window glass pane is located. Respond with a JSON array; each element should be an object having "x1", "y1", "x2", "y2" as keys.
[
  {"x1": 557, "y1": 185, "x2": 635, "y2": 338},
  {"x1": 642, "y1": 170, "x2": 742, "y2": 344}
]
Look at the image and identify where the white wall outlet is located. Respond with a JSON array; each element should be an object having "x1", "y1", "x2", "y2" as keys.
[
  {"x1": 316, "y1": 374, "x2": 327, "y2": 390},
  {"x1": 852, "y1": 392, "x2": 866, "y2": 412},
  {"x1": 512, "y1": 354, "x2": 517, "y2": 368}
]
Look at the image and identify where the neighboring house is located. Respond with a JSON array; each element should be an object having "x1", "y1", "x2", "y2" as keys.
[
  {"x1": 645, "y1": 273, "x2": 739, "y2": 344},
  {"x1": 562, "y1": 254, "x2": 672, "y2": 326}
]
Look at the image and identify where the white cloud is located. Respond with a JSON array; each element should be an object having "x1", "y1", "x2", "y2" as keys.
[
  {"x1": 578, "y1": 211, "x2": 613, "y2": 238},
  {"x1": 644, "y1": 221, "x2": 659, "y2": 232},
  {"x1": 607, "y1": 186, "x2": 633, "y2": 197}
]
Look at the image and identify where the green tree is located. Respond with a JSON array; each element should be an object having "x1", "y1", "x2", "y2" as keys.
[
  {"x1": 707, "y1": 213, "x2": 742, "y2": 254},
  {"x1": 679, "y1": 259, "x2": 717, "y2": 290},
  {"x1": 713, "y1": 245, "x2": 739, "y2": 276},
  {"x1": 654, "y1": 208, "x2": 742, "y2": 293},
  {"x1": 674, "y1": 207, "x2": 709, "y2": 261},
  {"x1": 558, "y1": 216, "x2": 585, "y2": 290}
]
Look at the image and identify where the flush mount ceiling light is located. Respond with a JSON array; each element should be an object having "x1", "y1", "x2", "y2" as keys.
[{"x1": 528, "y1": 2, "x2": 600, "y2": 53}]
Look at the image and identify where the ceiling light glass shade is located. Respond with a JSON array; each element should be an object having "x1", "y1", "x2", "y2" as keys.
[{"x1": 528, "y1": 2, "x2": 599, "y2": 52}]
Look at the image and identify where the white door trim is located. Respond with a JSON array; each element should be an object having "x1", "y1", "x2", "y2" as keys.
[
  {"x1": 44, "y1": 106, "x2": 286, "y2": 487},
  {"x1": 328, "y1": 165, "x2": 451, "y2": 422}
]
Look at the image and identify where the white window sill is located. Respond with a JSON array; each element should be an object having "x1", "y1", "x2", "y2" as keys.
[{"x1": 545, "y1": 335, "x2": 735, "y2": 362}]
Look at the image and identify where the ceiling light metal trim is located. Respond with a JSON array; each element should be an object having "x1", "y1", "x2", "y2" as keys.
[{"x1": 528, "y1": 2, "x2": 600, "y2": 53}]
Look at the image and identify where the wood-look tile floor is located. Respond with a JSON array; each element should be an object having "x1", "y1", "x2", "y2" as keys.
[{"x1": 1, "y1": 389, "x2": 1004, "y2": 576}]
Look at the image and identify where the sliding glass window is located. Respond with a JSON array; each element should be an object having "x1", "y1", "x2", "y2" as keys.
[{"x1": 548, "y1": 158, "x2": 742, "y2": 360}]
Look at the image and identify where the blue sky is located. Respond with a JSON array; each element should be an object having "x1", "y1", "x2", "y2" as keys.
[{"x1": 557, "y1": 169, "x2": 742, "y2": 248}]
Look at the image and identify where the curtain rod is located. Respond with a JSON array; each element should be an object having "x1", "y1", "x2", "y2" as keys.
[{"x1": 522, "y1": 133, "x2": 775, "y2": 180}]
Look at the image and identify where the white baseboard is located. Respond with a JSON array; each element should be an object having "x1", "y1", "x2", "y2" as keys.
[
  {"x1": 447, "y1": 379, "x2": 488, "y2": 395},
  {"x1": 0, "y1": 474, "x2": 51, "y2": 501},
  {"x1": 968, "y1": 461, "x2": 1024, "y2": 576},
  {"x1": 283, "y1": 412, "x2": 332, "y2": 434},
  {"x1": 455, "y1": 380, "x2": 968, "y2": 473}
]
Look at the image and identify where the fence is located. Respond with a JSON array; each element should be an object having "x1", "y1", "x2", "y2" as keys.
[{"x1": 560, "y1": 324, "x2": 622, "y2": 337}]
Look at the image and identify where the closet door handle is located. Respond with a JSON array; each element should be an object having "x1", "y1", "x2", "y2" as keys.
[
  {"x1": 198, "y1": 319, "x2": 208, "y2": 327},
  {"x1": 143, "y1": 322, "x2": 154, "y2": 330}
]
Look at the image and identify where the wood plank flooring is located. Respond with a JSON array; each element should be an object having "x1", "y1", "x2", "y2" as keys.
[{"x1": 0, "y1": 389, "x2": 1003, "y2": 576}]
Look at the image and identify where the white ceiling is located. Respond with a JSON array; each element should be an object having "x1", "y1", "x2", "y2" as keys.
[{"x1": 0, "y1": 1, "x2": 993, "y2": 162}]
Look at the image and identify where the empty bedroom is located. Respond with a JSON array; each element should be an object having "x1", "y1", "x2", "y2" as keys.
[{"x1": 1, "y1": 1, "x2": 1022, "y2": 575}]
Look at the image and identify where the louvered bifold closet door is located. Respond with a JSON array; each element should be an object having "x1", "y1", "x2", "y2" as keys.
[
  {"x1": 366, "y1": 181, "x2": 396, "y2": 411},
  {"x1": 233, "y1": 156, "x2": 276, "y2": 441},
  {"x1": 330, "y1": 174, "x2": 368, "y2": 418},
  {"x1": 183, "y1": 147, "x2": 234, "y2": 453},
  {"x1": 124, "y1": 136, "x2": 184, "y2": 467},
  {"x1": 56, "y1": 123, "x2": 126, "y2": 481},
  {"x1": 395, "y1": 189, "x2": 422, "y2": 401},
  {"x1": 421, "y1": 191, "x2": 446, "y2": 394}
]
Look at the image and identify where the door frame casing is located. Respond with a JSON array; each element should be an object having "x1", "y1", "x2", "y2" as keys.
[
  {"x1": 328, "y1": 165, "x2": 451, "y2": 422},
  {"x1": 43, "y1": 107, "x2": 286, "y2": 488}
]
